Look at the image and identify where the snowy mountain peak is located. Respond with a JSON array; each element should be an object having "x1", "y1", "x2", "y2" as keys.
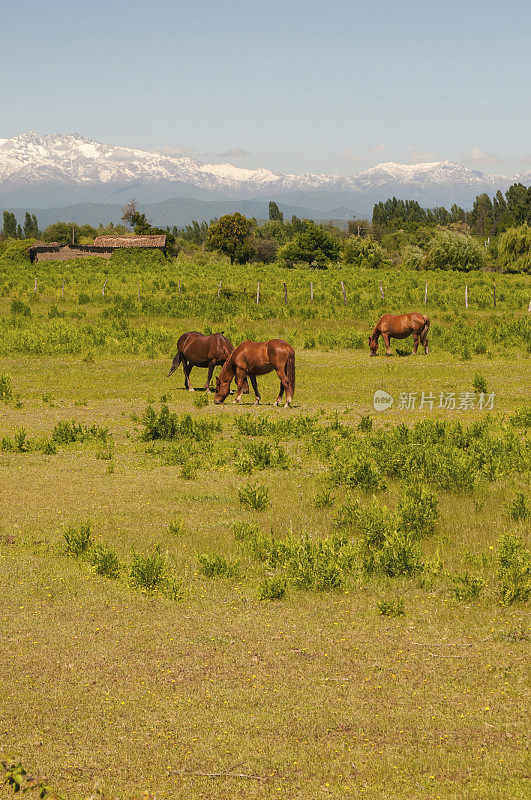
[{"x1": 0, "y1": 132, "x2": 524, "y2": 212}]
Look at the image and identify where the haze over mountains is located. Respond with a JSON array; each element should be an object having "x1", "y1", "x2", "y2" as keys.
[{"x1": 1, "y1": 132, "x2": 529, "y2": 227}]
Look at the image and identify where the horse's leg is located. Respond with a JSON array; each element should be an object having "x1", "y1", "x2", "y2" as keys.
[
  {"x1": 275, "y1": 368, "x2": 291, "y2": 406},
  {"x1": 184, "y1": 362, "x2": 194, "y2": 391},
  {"x1": 250, "y1": 376, "x2": 261, "y2": 405},
  {"x1": 204, "y1": 361, "x2": 215, "y2": 391},
  {"x1": 382, "y1": 332, "x2": 392, "y2": 356},
  {"x1": 421, "y1": 328, "x2": 429, "y2": 354},
  {"x1": 412, "y1": 334, "x2": 420, "y2": 354},
  {"x1": 234, "y1": 369, "x2": 247, "y2": 403}
]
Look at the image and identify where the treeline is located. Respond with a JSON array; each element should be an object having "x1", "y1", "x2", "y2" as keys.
[
  {"x1": 372, "y1": 182, "x2": 531, "y2": 235},
  {"x1": 2, "y1": 185, "x2": 530, "y2": 274}
]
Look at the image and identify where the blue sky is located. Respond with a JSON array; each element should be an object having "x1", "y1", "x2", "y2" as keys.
[{"x1": 3, "y1": 0, "x2": 530, "y2": 175}]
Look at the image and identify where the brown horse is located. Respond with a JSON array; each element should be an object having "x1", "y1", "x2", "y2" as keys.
[
  {"x1": 214, "y1": 339, "x2": 295, "y2": 406},
  {"x1": 169, "y1": 331, "x2": 239, "y2": 391},
  {"x1": 369, "y1": 313, "x2": 430, "y2": 356}
]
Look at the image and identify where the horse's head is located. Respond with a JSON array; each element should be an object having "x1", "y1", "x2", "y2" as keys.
[
  {"x1": 214, "y1": 375, "x2": 231, "y2": 404},
  {"x1": 368, "y1": 336, "x2": 378, "y2": 356}
]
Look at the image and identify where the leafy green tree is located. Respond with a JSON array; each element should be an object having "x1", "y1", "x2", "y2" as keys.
[
  {"x1": 347, "y1": 218, "x2": 372, "y2": 237},
  {"x1": 23, "y1": 212, "x2": 39, "y2": 238},
  {"x1": 451, "y1": 204, "x2": 466, "y2": 223},
  {"x1": 179, "y1": 220, "x2": 209, "y2": 246},
  {"x1": 423, "y1": 230, "x2": 485, "y2": 271},
  {"x1": 207, "y1": 212, "x2": 255, "y2": 264},
  {"x1": 343, "y1": 236, "x2": 389, "y2": 268},
  {"x1": 42, "y1": 222, "x2": 81, "y2": 244},
  {"x1": 498, "y1": 225, "x2": 531, "y2": 273},
  {"x1": 372, "y1": 198, "x2": 427, "y2": 229},
  {"x1": 505, "y1": 183, "x2": 531, "y2": 225},
  {"x1": 2, "y1": 211, "x2": 17, "y2": 239},
  {"x1": 255, "y1": 219, "x2": 290, "y2": 244},
  {"x1": 278, "y1": 220, "x2": 340, "y2": 267},
  {"x1": 121, "y1": 199, "x2": 175, "y2": 250},
  {"x1": 268, "y1": 201, "x2": 283, "y2": 222},
  {"x1": 248, "y1": 237, "x2": 278, "y2": 263},
  {"x1": 121, "y1": 199, "x2": 152, "y2": 234},
  {"x1": 426, "y1": 206, "x2": 451, "y2": 225},
  {"x1": 469, "y1": 193, "x2": 494, "y2": 235}
]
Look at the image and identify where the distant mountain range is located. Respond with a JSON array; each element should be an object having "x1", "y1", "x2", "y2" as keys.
[{"x1": 1, "y1": 132, "x2": 529, "y2": 226}]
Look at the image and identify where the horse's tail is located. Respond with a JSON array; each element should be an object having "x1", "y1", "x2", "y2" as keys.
[
  {"x1": 168, "y1": 352, "x2": 182, "y2": 376},
  {"x1": 421, "y1": 316, "x2": 430, "y2": 339},
  {"x1": 287, "y1": 349, "x2": 296, "y2": 397}
]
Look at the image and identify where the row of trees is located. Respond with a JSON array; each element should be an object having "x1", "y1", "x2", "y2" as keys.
[
  {"x1": 2, "y1": 184, "x2": 530, "y2": 273},
  {"x1": 372, "y1": 183, "x2": 531, "y2": 236},
  {"x1": 2, "y1": 211, "x2": 39, "y2": 240}
]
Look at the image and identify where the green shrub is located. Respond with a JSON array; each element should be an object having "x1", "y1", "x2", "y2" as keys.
[
  {"x1": 193, "y1": 393, "x2": 209, "y2": 408},
  {"x1": 400, "y1": 245, "x2": 424, "y2": 270},
  {"x1": 314, "y1": 487, "x2": 335, "y2": 509},
  {"x1": 329, "y1": 454, "x2": 383, "y2": 491},
  {"x1": 168, "y1": 517, "x2": 184, "y2": 535},
  {"x1": 259, "y1": 573, "x2": 288, "y2": 600},
  {"x1": 377, "y1": 598, "x2": 405, "y2": 617},
  {"x1": 396, "y1": 483, "x2": 439, "y2": 538},
  {"x1": 63, "y1": 522, "x2": 93, "y2": 557},
  {"x1": 130, "y1": 546, "x2": 167, "y2": 591},
  {"x1": 10, "y1": 299, "x2": 31, "y2": 316},
  {"x1": 52, "y1": 419, "x2": 108, "y2": 444},
  {"x1": 357, "y1": 415, "x2": 373, "y2": 432},
  {"x1": 343, "y1": 236, "x2": 389, "y2": 268},
  {"x1": 142, "y1": 406, "x2": 221, "y2": 441},
  {"x1": 498, "y1": 224, "x2": 531, "y2": 273},
  {"x1": 197, "y1": 553, "x2": 240, "y2": 578},
  {"x1": 89, "y1": 542, "x2": 120, "y2": 579},
  {"x1": 0, "y1": 372, "x2": 13, "y2": 403},
  {"x1": 450, "y1": 572, "x2": 484, "y2": 601},
  {"x1": 238, "y1": 481, "x2": 270, "y2": 511},
  {"x1": 179, "y1": 461, "x2": 197, "y2": 480},
  {"x1": 424, "y1": 230, "x2": 486, "y2": 271},
  {"x1": 497, "y1": 532, "x2": 531, "y2": 604},
  {"x1": 472, "y1": 372, "x2": 488, "y2": 394},
  {"x1": 78, "y1": 292, "x2": 90, "y2": 304},
  {"x1": 507, "y1": 492, "x2": 529, "y2": 521},
  {"x1": 232, "y1": 521, "x2": 260, "y2": 541}
]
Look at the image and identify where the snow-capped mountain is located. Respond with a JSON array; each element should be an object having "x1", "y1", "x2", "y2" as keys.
[{"x1": 0, "y1": 132, "x2": 522, "y2": 214}]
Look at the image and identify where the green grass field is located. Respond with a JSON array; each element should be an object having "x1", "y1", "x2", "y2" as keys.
[{"x1": 1, "y1": 259, "x2": 530, "y2": 800}]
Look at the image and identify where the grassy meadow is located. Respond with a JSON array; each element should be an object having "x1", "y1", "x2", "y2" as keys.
[{"x1": 0, "y1": 253, "x2": 530, "y2": 800}]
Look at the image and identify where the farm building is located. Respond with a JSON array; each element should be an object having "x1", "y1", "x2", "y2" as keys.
[{"x1": 29, "y1": 234, "x2": 167, "y2": 263}]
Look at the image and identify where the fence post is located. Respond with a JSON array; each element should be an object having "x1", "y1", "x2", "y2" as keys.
[
  {"x1": 256, "y1": 281, "x2": 260, "y2": 304},
  {"x1": 341, "y1": 281, "x2": 347, "y2": 306},
  {"x1": 178, "y1": 281, "x2": 181, "y2": 295},
  {"x1": 424, "y1": 282, "x2": 428, "y2": 305},
  {"x1": 493, "y1": 283, "x2": 496, "y2": 308},
  {"x1": 379, "y1": 280, "x2": 384, "y2": 300},
  {"x1": 283, "y1": 282, "x2": 288, "y2": 304},
  {"x1": 102, "y1": 278, "x2": 108, "y2": 297},
  {"x1": 528, "y1": 298, "x2": 531, "y2": 313},
  {"x1": 465, "y1": 285, "x2": 468, "y2": 309},
  {"x1": 217, "y1": 280, "x2": 222, "y2": 299},
  {"x1": 34, "y1": 276, "x2": 38, "y2": 294},
  {"x1": 310, "y1": 281, "x2": 313, "y2": 301}
]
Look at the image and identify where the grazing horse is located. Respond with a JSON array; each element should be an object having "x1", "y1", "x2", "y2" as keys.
[
  {"x1": 169, "y1": 331, "x2": 240, "y2": 391},
  {"x1": 369, "y1": 313, "x2": 430, "y2": 356},
  {"x1": 214, "y1": 339, "x2": 295, "y2": 407}
]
